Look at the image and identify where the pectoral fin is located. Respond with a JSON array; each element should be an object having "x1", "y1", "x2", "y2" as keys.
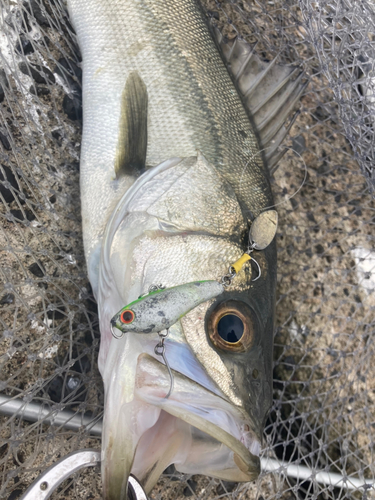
[{"x1": 115, "y1": 71, "x2": 148, "y2": 178}]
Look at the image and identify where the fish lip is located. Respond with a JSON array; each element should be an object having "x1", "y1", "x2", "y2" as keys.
[{"x1": 134, "y1": 352, "x2": 261, "y2": 480}]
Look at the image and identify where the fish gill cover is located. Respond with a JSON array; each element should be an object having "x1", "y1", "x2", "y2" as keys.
[{"x1": 0, "y1": 0, "x2": 374, "y2": 499}]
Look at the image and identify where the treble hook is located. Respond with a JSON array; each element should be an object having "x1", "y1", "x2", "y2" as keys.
[
  {"x1": 111, "y1": 320, "x2": 174, "y2": 398},
  {"x1": 154, "y1": 329, "x2": 174, "y2": 399}
]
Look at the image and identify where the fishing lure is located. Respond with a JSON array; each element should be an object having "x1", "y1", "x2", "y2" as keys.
[
  {"x1": 110, "y1": 210, "x2": 277, "y2": 336},
  {"x1": 110, "y1": 210, "x2": 278, "y2": 398},
  {"x1": 110, "y1": 280, "x2": 224, "y2": 337},
  {"x1": 110, "y1": 280, "x2": 224, "y2": 398}
]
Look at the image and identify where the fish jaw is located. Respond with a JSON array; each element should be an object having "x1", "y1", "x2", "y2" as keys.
[{"x1": 134, "y1": 354, "x2": 261, "y2": 488}]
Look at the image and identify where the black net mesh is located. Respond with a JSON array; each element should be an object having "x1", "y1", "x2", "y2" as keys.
[{"x1": 0, "y1": 0, "x2": 374, "y2": 499}]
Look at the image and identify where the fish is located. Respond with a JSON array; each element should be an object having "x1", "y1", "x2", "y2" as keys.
[{"x1": 66, "y1": 0, "x2": 306, "y2": 498}]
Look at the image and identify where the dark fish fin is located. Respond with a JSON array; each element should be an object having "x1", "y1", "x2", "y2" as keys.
[
  {"x1": 115, "y1": 71, "x2": 148, "y2": 179},
  {"x1": 211, "y1": 25, "x2": 308, "y2": 170}
]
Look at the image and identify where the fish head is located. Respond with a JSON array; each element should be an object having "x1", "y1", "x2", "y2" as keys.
[{"x1": 97, "y1": 154, "x2": 276, "y2": 498}]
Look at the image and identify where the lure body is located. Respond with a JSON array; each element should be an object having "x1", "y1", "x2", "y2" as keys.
[{"x1": 111, "y1": 281, "x2": 224, "y2": 335}]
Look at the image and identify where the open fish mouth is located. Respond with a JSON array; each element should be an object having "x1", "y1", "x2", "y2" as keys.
[
  {"x1": 134, "y1": 354, "x2": 261, "y2": 479},
  {"x1": 102, "y1": 329, "x2": 262, "y2": 497}
]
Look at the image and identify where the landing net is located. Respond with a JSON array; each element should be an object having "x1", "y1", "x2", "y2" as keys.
[{"x1": 0, "y1": 1, "x2": 374, "y2": 499}]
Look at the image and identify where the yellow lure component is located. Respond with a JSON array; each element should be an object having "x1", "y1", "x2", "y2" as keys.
[{"x1": 230, "y1": 253, "x2": 252, "y2": 274}]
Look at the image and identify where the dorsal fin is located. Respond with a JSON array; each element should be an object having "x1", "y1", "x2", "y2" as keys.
[
  {"x1": 211, "y1": 25, "x2": 308, "y2": 171},
  {"x1": 115, "y1": 71, "x2": 148, "y2": 178}
]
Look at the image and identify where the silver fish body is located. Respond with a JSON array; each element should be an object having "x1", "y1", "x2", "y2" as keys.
[{"x1": 67, "y1": 0, "x2": 279, "y2": 498}]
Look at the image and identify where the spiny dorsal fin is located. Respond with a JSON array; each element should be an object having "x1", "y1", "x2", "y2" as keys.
[
  {"x1": 210, "y1": 24, "x2": 308, "y2": 171},
  {"x1": 115, "y1": 71, "x2": 148, "y2": 178}
]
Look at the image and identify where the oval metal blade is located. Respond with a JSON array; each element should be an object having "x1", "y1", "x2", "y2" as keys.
[{"x1": 250, "y1": 210, "x2": 278, "y2": 250}]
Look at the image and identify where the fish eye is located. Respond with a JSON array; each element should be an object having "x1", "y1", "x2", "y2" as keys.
[
  {"x1": 120, "y1": 309, "x2": 135, "y2": 324},
  {"x1": 207, "y1": 300, "x2": 257, "y2": 353},
  {"x1": 217, "y1": 314, "x2": 244, "y2": 343}
]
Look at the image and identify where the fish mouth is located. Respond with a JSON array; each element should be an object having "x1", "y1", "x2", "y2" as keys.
[
  {"x1": 102, "y1": 339, "x2": 261, "y2": 498},
  {"x1": 134, "y1": 353, "x2": 261, "y2": 484}
]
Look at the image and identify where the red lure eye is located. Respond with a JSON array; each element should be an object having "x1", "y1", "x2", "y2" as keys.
[{"x1": 120, "y1": 310, "x2": 135, "y2": 324}]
